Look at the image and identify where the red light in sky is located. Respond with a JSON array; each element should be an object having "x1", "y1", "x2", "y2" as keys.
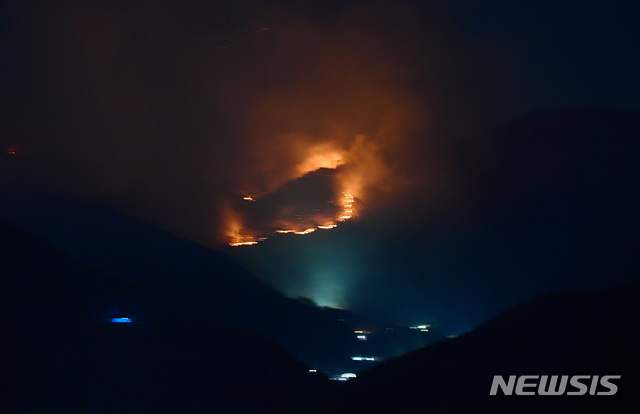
[{"x1": 5, "y1": 145, "x2": 19, "y2": 155}]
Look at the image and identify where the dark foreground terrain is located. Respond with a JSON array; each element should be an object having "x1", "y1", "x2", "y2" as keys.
[
  {"x1": 2, "y1": 221, "x2": 329, "y2": 413},
  {"x1": 336, "y1": 282, "x2": 640, "y2": 413},
  {"x1": 4, "y1": 220, "x2": 640, "y2": 413}
]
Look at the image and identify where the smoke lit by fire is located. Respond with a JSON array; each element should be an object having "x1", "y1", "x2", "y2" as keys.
[
  {"x1": 223, "y1": 130, "x2": 390, "y2": 246},
  {"x1": 3, "y1": 0, "x2": 433, "y2": 249},
  {"x1": 211, "y1": 5, "x2": 431, "y2": 246},
  {"x1": 225, "y1": 142, "x2": 363, "y2": 246}
]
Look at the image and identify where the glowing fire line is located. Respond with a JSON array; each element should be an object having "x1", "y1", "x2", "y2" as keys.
[{"x1": 227, "y1": 192, "x2": 355, "y2": 246}]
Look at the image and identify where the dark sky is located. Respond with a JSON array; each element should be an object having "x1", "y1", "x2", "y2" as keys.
[{"x1": 2, "y1": 0, "x2": 639, "y2": 331}]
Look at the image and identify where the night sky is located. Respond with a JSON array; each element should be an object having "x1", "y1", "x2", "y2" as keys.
[{"x1": 2, "y1": 0, "x2": 639, "y2": 333}]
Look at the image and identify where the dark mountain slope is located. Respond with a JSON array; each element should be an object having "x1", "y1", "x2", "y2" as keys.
[
  {"x1": 0, "y1": 198, "x2": 440, "y2": 373},
  {"x1": 225, "y1": 105, "x2": 640, "y2": 331},
  {"x1": 339, "y1": 281, "x2": 640, "y2": 413},
  {"x1": 1, "y1": 221, "x2": 327, "y2": 413}
]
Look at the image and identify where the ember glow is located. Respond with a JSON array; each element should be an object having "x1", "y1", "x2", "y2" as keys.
[
  {"x1": 226, "y1": 166, "x2": 359, "y2": 246},
  {"x1": 297, "y1": 143, "x2": 346, "y2": 176},
  {"x1": 4, "y1": 145, "x2": 19, "y2": 156},
  {"x1": 221, "y1": 128, "x2": 390, "y2": 247},
  {"x1": 212, "y1": 7, "x2": 429, "y2": 247},
  {"x1": 225, "y1": 207, "x2": 261, "y2": 247}
]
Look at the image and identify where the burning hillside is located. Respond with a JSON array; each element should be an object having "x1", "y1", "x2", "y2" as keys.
[
  {"x1": 223, "y1": 132, "x2": 390, "y2": 246},
  {"x1": 226, "y1": 165, "x2": 357, "y2": 246}
]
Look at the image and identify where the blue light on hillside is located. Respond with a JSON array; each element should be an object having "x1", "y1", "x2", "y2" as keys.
[{"x1": 110, "y1": 317, "x2": 133, "y2": 323}]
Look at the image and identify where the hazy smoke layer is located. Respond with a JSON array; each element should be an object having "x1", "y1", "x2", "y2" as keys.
[
  {"x1": 4, "y1": 0, "x2": 637, "y2": 245},
  {"x1": 3, "y1": 1, "x2": 440, "y2": 245}
]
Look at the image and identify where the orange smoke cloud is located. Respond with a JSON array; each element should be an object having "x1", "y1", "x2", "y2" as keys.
[
  {"x1": 4, "y1": 0, "x2": 506, "y2": 249},
  {"x1": 224, "y1": 129, "x2": 411, "y2": 245},
  {"x1": 15, "y1": 1, "x2": 433, "y2": 247},
  {"x1": 296, "y1": 143, "x2": 346, "y2": 176},
  {"x1": 220, "y1": 5, "x2": 428, "y2": 245}
]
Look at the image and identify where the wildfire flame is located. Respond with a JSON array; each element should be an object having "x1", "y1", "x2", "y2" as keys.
[
  {"x1": 224, "y1": 141, "x2": 370, "y2": 246},
  {"x1": 217, "y1": 8, "x2": 424, "y2": 247},
  {"x1": 296, "y1": 143, "x2": 346, "y2": 176},
  {"x1": 226, "y1": 189, "x2": 356, "y2": 246}
]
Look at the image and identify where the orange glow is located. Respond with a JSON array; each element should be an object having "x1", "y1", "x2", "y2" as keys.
[
  {"x1": 227, "y1": 186, "x2": 356, "y2": 246},
  {"x1": 225, "y1": 142, "x2": 373, "y2": 246},
  {"x1": 229, "y1": 241, "x2": 258, "y2": 246},
  {"x1": 223, "y1": 204, "x2": 260, "y2": 247},
  {"x1": 222, "y1": 67, "x2": 418, "y2": 247},
  {"x1": 296, "y1": 143, "x2": 346, "y2": 176},
  {"x1": 219, "y1": 31, "x2": 424, "y2": 247},
  {"x1": 335, "y1": 192, "x2": 355, "y2": 221},
  {"x1": 318, "y1": 224, "x2": 337, "y2": 230},
  {"x1": 5, "y1": 145, "x2": 18, "y2": 155}
]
